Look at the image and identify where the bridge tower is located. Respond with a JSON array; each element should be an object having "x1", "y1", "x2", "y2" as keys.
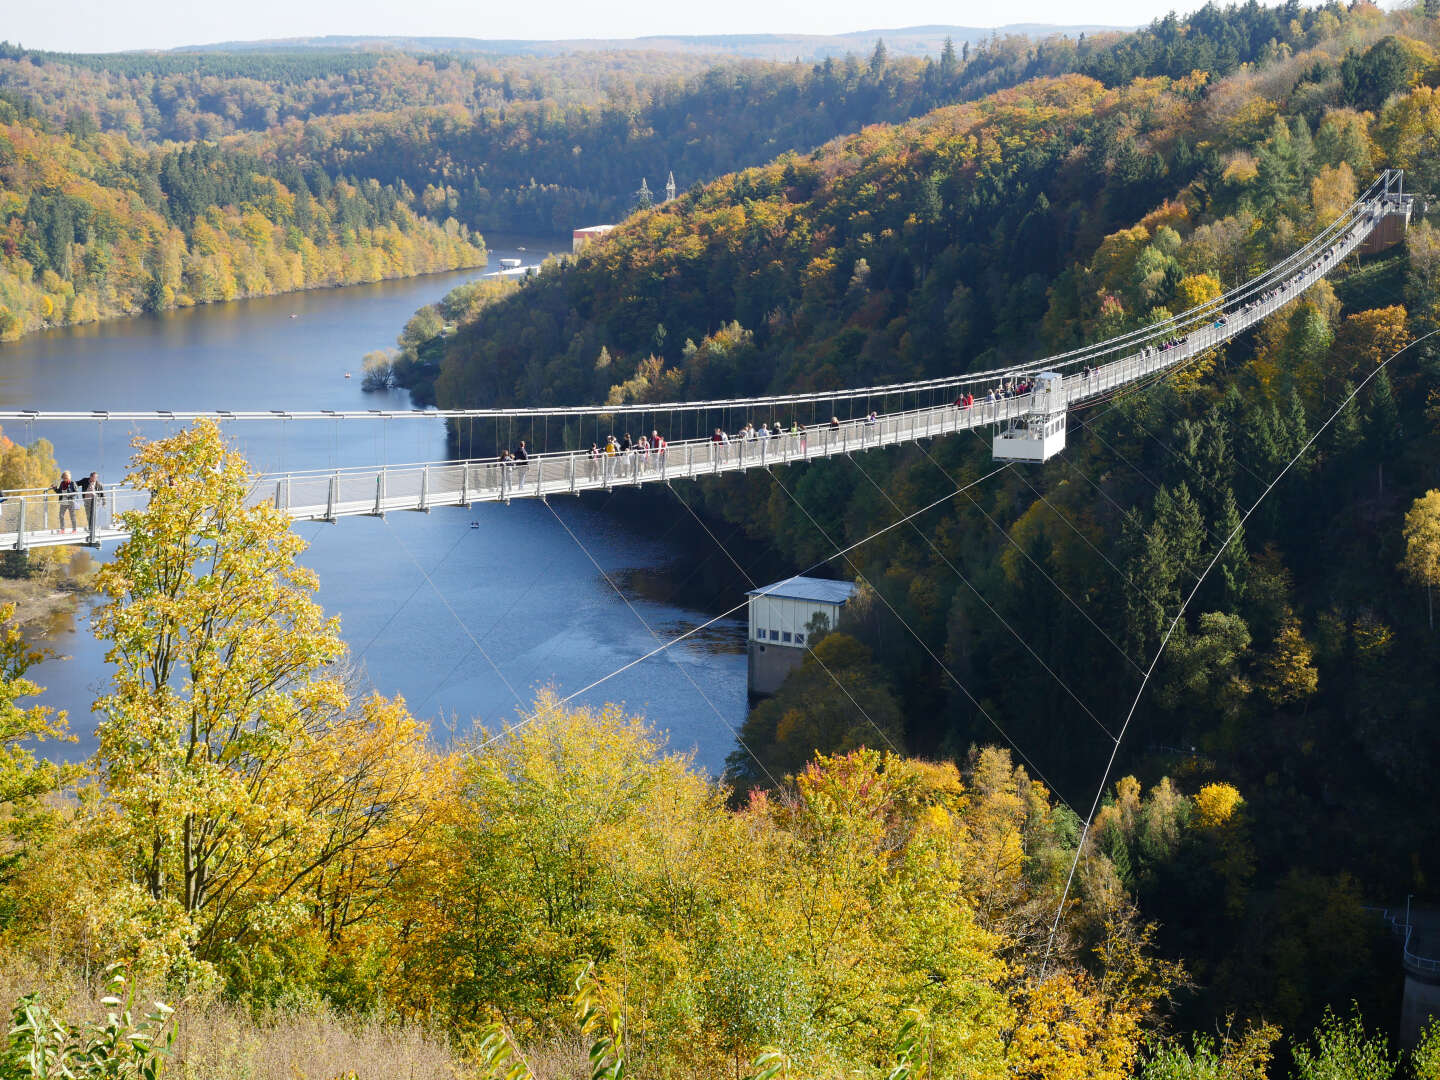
[
  {"x1": 992, "y1": 371, "x2": 1067, "y2": 463},
  {"x1": 1361, "y1": 168, "x2": 1415, "y2": 255}
]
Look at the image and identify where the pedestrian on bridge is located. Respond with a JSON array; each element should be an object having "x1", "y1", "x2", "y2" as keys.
[
  {"x1": 603, "y1": 435, "x2": 618, "y2": 481},
  {"x1": 78, "y1": 471, "x2": 104, "y2": 533},
  {"x1": 53, "y1": 471, "x2": 80, "y2": 532},
  {"x1": 514, "y1": 441, "x2": 530, "y2": 486}
]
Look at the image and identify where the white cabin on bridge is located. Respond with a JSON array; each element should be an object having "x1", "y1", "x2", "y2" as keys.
[
  {"x1": 992, "y1": 371, "x2": 1066, "y2": 463},
  {"x1": 747, "y1": 575, "x2": 857, "y2": 696}
]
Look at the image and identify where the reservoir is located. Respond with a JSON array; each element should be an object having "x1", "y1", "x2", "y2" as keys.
[{"x1": 0, "y1": 238, "x2": 747, "y2": 772}]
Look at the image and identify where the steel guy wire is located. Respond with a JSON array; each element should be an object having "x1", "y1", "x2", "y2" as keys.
[
  {"x1": 511, "y1": 493, "x2": 696, "y2": 700},
  {"x1": 763, "y1": 461, "x2": 1075, "y2": 811},
  {"x1": 919, "y1": 438, "x2": 1146, "y2": 678},
  {"x1": 844, "y1": 451, "x2": 1118, "y2": 742},
  {"x1": 965, "y1": 439, "x2": 1141, "y2": 592},
  {"x1": 408, "y1": 504, "x2": 595, "y2": 716},
  {"x1": 381, "y1": 514, "x2": 529, "y2": 713},
  {"x1": 352, "y1": 522, "x2": 475, "y2": 670},
  {"x1": 468, "y1": 463, "x2": 1016, "y2": 758},
  {"x1": 542, "y1": 496, "x2": 783, "y2": 790},
  {"x1": 665, "y1": 480, "x2": 901, "y2": 757}
]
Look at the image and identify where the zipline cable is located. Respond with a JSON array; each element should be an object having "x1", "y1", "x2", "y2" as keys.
[
  {"x1": 1038, "y1": 326, "x2": 1440, "y2": 977},
  {"x1": 543, "y1": 496, "x2": 783, "y2": 789}
]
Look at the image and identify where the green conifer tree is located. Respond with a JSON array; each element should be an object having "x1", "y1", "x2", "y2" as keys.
[
  {"x1": 939, "y1": 37, "x2": 958, "y2": 78},
  {"x1": 1367, "y1": 368, "x2": 1402, "y2": 495}
]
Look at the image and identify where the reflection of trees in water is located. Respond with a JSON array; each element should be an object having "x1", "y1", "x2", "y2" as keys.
[
  {"x1": 610, "y1": 566, "x2": 746, "y2": 656},
  {"x1": 654, "y1": 620, "x2": 746, "y2": 657},
  {"x1": 6, "y1": 549, "x2": 97, "y2": 643}
]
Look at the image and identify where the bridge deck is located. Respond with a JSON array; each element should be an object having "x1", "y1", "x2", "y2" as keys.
[{"x1": 0, "y1": 191, "x2": 1403, "y2": 552}]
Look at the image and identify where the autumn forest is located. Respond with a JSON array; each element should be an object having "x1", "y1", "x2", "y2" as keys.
[{"x1": 2, "y1": 1, "x2": 1440, "y2": 1078}]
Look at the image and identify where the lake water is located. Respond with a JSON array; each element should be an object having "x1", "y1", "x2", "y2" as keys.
[{"x1": 0, "y1": 237, "x2": 748, "y2": 772}]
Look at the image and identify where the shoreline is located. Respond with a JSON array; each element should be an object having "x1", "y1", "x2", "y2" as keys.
[{"x1": 0, "y1": 253, "x2": 492, "y2": 347}]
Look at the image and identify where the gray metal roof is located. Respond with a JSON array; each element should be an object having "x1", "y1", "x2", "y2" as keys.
[{"x1": 747, "y1": 576, "x2": 857, "y2": 605}]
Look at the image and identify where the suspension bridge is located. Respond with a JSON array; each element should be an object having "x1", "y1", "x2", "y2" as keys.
[{"x1": 0, "y1": 171, "x2": 1413, "y2": 552}]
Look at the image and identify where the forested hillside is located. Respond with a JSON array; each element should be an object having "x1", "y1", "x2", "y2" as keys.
[
  {"x1": 421, "y1": 0, "x2": 1440, "y2": 1041},
  {"x1": 2, "y1": 2, "x2": 1382, "y2": 238},
  {"x1": 0, "y1": 1, "x2": 1397, "y2": 340},
  {"x1": 229, "y1": 1, "x2": 1382, "y2": 234},
  {"x1": 0, "y1": 94, "x2": 485, "y2": 339},
  {"x1": 9, "y1": 2, "x2": 1440, "y2": 1071},
  {"x1": 0, "y1": 44, "x2": 733, "y2": 140}
]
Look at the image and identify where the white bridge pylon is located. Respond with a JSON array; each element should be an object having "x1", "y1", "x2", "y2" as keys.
[{"x1": 0, "y1": 173, "x2": 1413, "y2": 552}]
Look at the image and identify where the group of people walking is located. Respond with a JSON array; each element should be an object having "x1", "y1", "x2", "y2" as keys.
[
  {"x1": 582, "y1": 430, "x2": 671, "y2": 480},
  {"x1": 951, "y1": 377, "x2": 1037, "y2": 408}
]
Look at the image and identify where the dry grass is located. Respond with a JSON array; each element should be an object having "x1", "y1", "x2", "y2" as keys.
[
  {"x1": 0, "y1": 956, "x2": 468, "y2": 1080},
  {"x1": 168, "y1": 1003, "x2": 464, "y2": 1080}
]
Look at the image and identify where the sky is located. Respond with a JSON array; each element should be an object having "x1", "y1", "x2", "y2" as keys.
[{"x1": 10, "y1": 0, "x2": 1246, "y2": 55}]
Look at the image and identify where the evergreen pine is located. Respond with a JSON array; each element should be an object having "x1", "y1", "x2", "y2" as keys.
[
  {"x1": 869, "y1": 39, "x2": 889, "y2": 77},
  {"x1": 1122, "y1": 506, "x2": 1179, "y2": 659},
  {"x1": 1367, "y1": 368, "x2": 1402, "y2": 495},
  {"x1": 1156, "y1": 482, "x2": 1206, "y2": 584},
  {"x1": 1213, "y1": 486, "x2": 1248, "y2": 611},
  {"x1": 1367, "y1": 368, "x2": 1402, "y2": 454},
  {"x1": 1284, "y1": 386, "x2": 1311, "y2": 465},
  {"x1": 939, "y1": 37, "x2": 958, "y2": 78},
  {"x1": 1329, "y1": 379, "x2": 1364, "y2": 460}
]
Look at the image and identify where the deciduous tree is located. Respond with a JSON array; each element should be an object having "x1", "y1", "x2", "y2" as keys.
[{"x1": 1401, "y1": 489, "x2": 1440, "y2": 628}]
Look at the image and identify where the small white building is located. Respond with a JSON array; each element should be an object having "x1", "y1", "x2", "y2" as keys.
[
  {"x1": 746, "y1": 575, "x2": 857, "y2": 696},
  {"x1": 572, "y1": 224, "x2": 616, "y2": 253}
]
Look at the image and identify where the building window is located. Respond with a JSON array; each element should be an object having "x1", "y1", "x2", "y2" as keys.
[
  {"x1": 769, "y1": 629, "x2": 779, "y2": 641},
  {"x1": 781, "y1": 631, "x2": 792, "y2": 643},
  {"x1": 795, "y1": 633, "x2": 806, "y2": 645}
]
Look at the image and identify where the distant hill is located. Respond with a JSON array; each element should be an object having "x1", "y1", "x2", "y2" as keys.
[{"x1": 170, "y1": 25, "x2": 1131, "y2": 61}]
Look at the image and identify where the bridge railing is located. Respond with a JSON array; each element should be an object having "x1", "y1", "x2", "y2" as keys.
[
  {"x1": 0, "y1": 391, "x2": 1046, "y2": 547},
  {"x1": 1369, "y1": 907, "x2": 1440, "y2": 978}
]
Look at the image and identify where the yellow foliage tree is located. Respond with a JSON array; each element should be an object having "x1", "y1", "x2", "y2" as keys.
[
  {"x1": 412, "y1": 699, "x2": 1169, "y2": 1078},
  {"x1": 1193, "y1": 782, "x2": 1243, "y2": 828},
  {"x1": 1334, "y1": 306, "x2": 1410, "y2": 379},
  {"x1": 91, "y1": 421, "x2": 444, "y2": 978},
  {"x1": 1309, "y1": 162, "x2": 1357, "y2": 232},
  {"x1": 1257, "y1": 618, "x2": 1320, "y2": 706},
  {"x1": 1401, "y1": 489, "x2": 1440, "y2": 629},
  {"x1": 0, "y1": 603, "x2": 79, "y2": 814},
  {"x1": 1006, "y1": 969, "x2": 1146, "y2": 1080}
]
